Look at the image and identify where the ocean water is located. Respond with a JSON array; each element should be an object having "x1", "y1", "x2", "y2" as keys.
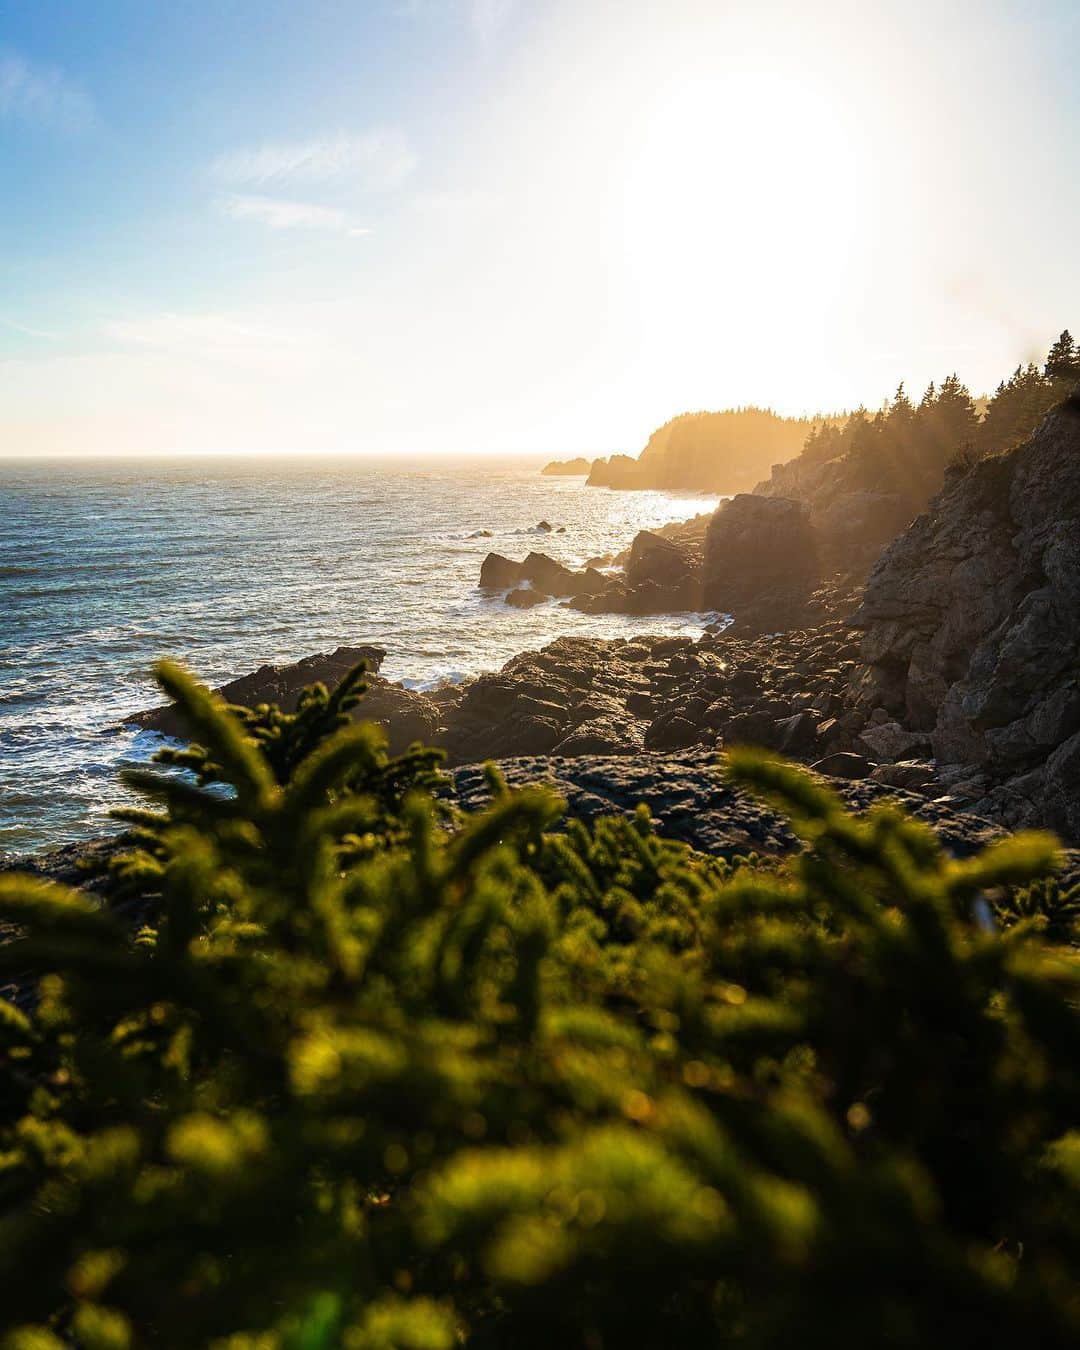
[{"x1": 0, "y1": 456, "x2": 720, "y2": 855}]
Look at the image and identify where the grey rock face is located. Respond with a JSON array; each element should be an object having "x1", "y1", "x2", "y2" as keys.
[
  {"x1": 702, "y1": 495, "x2": 820, "y2": 631},
  {"x1": 852, "y1": 401, "x2": 1080, "y2": 838}
]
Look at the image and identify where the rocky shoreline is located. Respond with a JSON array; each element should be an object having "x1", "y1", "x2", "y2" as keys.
[{"x1": 15, "y1": 393, "x2": 1080, "y2": 879}]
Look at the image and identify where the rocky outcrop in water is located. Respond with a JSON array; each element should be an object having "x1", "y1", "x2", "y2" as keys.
[
  {"x1": 851, "y1": 396, "x2": 1080, "y2": 840},
  {"x1": 129, "y1": 645, "x2": 448, "y2": 758},
  {"x1": 541, "y1": 457, "x2": 590, "y2": 475},
  {"x1": 480, "y1": 519, "x2": 708, "y2": 617}
]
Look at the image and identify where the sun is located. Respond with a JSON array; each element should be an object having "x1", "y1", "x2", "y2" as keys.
[{"x1": 619, "y1": 71, "x2": 864, "y2": 404}]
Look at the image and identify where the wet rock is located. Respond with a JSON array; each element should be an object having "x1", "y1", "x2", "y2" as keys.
[
  {"x1": 519, "y1": 552, "x2": 584, "y2": 596},
  {"x1": 479, "y1": 553, "x2": 522, "y2": 589},
  {"x1": 127, "y1": 645, "x2": 387, "y2": 740},
  {"x1": 506, "y1": 586, "x2": 546, "y2": 609}
]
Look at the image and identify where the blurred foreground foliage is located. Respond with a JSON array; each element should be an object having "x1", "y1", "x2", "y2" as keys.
[{"x1": 1, "y1": 659, "x2": 1078, "y2": 1348}]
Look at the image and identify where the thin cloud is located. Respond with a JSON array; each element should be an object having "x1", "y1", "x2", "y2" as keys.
[
  {"x1": 221, "y1": 193, "x2": 369, "y2": 233},
  {"x1": 0, "y1": 49, "x2": 96, "y2": 131},
  {"x1": 0, "y1": 314, "x2": 58, "y2": 340},
  {"x1": 213, "y1": 129, "x2": 416, "y2": 192}
]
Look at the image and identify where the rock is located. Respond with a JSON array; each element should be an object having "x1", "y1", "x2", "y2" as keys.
[
  {"x1": 644, "y1": 715, "x2": 702, "y2": 751},
  {"x1": 506, "y1": 586, "x2": 546, "y2": 609},
  {"x1": 870, "y1": 759, "x2": 935, "y2": 790},
  {"x1": 469, "y1": 529, "x2": 493, "y2": 538},
  {"x1": 541, "y1": 457, "x2": 591, "y2": 476},
  {"x1": 449, "y1": 749, "x2": 1012, "y2": 863},
  {"x1": 773, "y1": 711, "x2": 819, "y2": 755},
  {"x1": 1042, "y1": 730, "x2": 1080, "y2": 841},
  {"x1": 626, "y1": 530, "x2": 701, "y2": 597},
  {"x1": 723, "y1": 710, "x2": 781, "y2": 748},
  {"x1": 858, "y1": 721, "x2": 931, "y2": 762},
  {"x1": 479, "y1": 553, "x2": 522, "y2": 589},
  {"x1": 810, "y1": 752, "x2": 873, "y2": 780},
  {"x1": 519, "y1": 552, "x2": 582, "y2": 596},
  {"x1": 127, "y1": 645, "x2": 387, "y2": 740},
  {"x1": 536, "y1": 520, "x2": 553, "y2": 532},
  {"x1": 354, "y1": 682, "x2": 443, "y2": 756},
  {"x1": 554, "y1": 716, "x2": 644, "y2": 756},
  {"x1": 586, "y1": 453, "x2": 645, "y2": 489},
  {"x1": 702, "y1": 495, "x2": 821, "y2": 632},
  {"x1": 851, "y1": 399, "x2": 1080, "y2": 839},
  {"x1": 583, "y1": 410, "x2": 813, "y2": 495}
]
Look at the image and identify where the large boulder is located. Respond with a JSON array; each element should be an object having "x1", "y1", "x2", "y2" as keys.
[
  {"x1": 127, "y1": 645, "x2": 387, "y2": 740},
  {"x1": 702, "y1": 495, "x2": 821, "y2": 631},
  {"x1": 479, "y1": 553, "x2": 522, "y2": 589},
  {"x1": 624, "y1": 530, "x2": 702, "y2": 609},
  {"x1": 519, "y1": 551, "x2": 582, "y2": 596},
  {"x1": 851, "y1": 398, "x2": 1080, "y2": 838}
]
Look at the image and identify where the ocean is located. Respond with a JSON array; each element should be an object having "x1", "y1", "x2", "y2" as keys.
[{"x1": 0, "y1": 456, "x2": 720, "y2": 855}]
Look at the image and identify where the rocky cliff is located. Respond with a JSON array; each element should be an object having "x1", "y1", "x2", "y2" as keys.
[
  {"x1": 754, "y1": 452, "x2": 919, "y2": 574},
  {"x1": 851, "y1": 395, "x2": 1080, "y2": 839},
  {"x1": 584, "y1": 408, "x2": 814, "y2": 494},
  {"x1": 540, "y1": 457, "x2": 591, "y2": 475}
]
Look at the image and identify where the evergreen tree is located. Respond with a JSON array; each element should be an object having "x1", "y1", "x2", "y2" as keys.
[
  {"x1": 0, "y1": 662, "x2": 1078, "y2": 1347},
  {"x1": 1046, "y1": 329, "x2": 1080, "y2": 385}
]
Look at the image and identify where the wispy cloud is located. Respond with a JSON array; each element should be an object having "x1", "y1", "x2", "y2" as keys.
[
  {"x1": 213, "y1": 129, "x2": 416, "y2": 192},
  {"x1": 220, "y1": 193, "x2": 372, "y2": 235},
  {"x1": 0, "y1": 314, "x2": 58, "y2": 340},
  {"x1": 0, "y1": 49, "x2": 95, "y2": 131}
]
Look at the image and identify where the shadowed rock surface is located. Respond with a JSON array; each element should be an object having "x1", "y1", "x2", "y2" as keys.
[
  {"x1": 449, "y1": 749, "x2": 1008, "y2": 861},
  {"x1": 128, "y1": 644, "x2": 447, "y2": 758},
  {"x1": 852, "y1": 398, "x2": 1080, "y2": 840},
  {"x1": 702, "y1": 494, "x2": 821, "y2": 633}
]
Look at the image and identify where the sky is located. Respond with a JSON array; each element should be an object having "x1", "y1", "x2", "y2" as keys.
[{"x1": 1, "y1": 0, "x2": 1078, "y2": 457}]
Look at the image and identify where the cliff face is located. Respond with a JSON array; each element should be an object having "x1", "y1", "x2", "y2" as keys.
[
  {"x1": 702, "y1": 495, "x2": 821, "y2": 631},
  {"x1": 851, "y1": 397, "x2": 1080, "y2": 838},
  {"x1": 586, "y1": 408, "x2": 814, "y2": 494},
  {"x1": 754, "y1": 449, "x2": 923, "y2": 574}
]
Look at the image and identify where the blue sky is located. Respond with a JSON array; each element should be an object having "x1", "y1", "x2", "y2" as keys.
[{"x1": 2, "y1": 0, "x2": 1079, "y2": 455}]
